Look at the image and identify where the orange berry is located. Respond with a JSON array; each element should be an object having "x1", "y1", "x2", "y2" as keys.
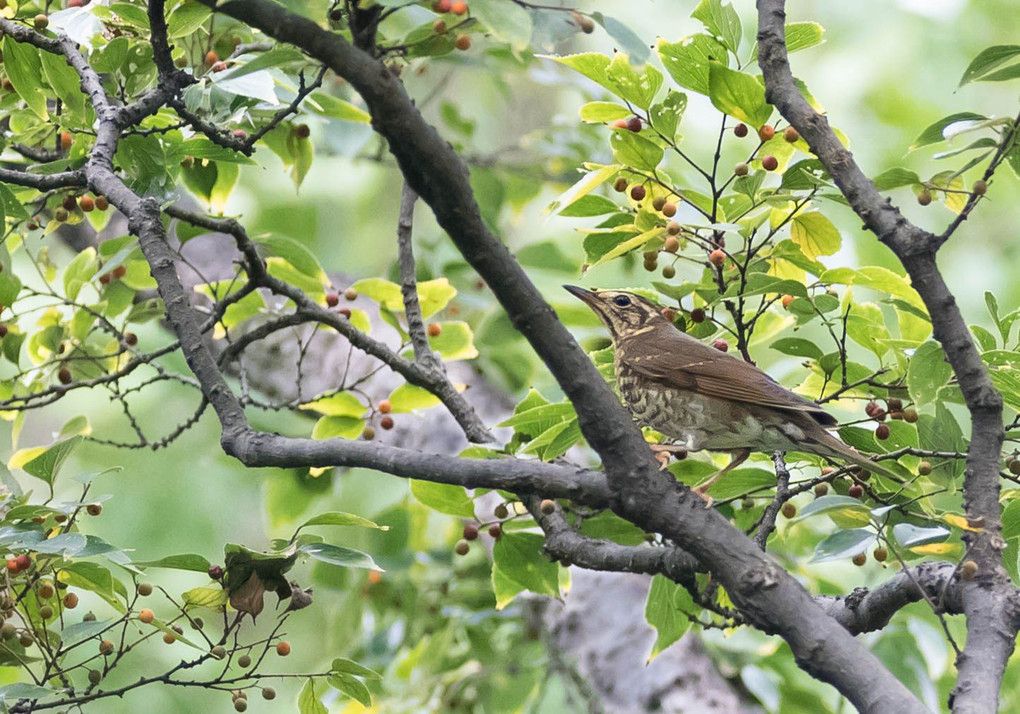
[
  {"x1": 661, "y1": 202, "x2": 677, "y2": 217},
  {"x1": 427, "y1": 323, "x2": 442, "y2": 337},
  {"x1": 99, "y1": 640, "x2": 114, "y2": 655},
  {"x1": 138, "y1": 609, "x2": 155, "y2": 624},
  {"x1": 781, "y1": 295, "x2": 795, "y2": 309},
  {"x1": 60, "y1": 132, "x2": 73, "y2": 152},
  {"x1": 450, "y1": 0, "x2": 467, "y2": 14},
  {"x1": 276, "y1": 641, "x2": 291, "y2": 656},
  {"x1": 709, "y1": 249, "x2": 725, "y2": 267},
  {"x1": 79, "y1": 195, "x2": 95, "y2": 212},
  {"x1": 378, "y1": 400, "x2": 392, "y2": 414},
  {"x1": 204, "y1": 51, "x2": 219, "y2": 68},
  {"x1": 454, "y1": 34, "x2": 471, "y2": 51},
  {"x1": 611, "y1": 119, "x2": 628, "y2": 129},
  {"x1": 63, "y1": 593, "x2": 79, "y2": 609},
  {"x1": 758, "y1": 125, "x2": 775, "y2": 141}
]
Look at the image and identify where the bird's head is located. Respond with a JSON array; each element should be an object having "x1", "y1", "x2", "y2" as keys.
[{"x1": 563, "y1": 285, "x2": 669, "y2": 341}]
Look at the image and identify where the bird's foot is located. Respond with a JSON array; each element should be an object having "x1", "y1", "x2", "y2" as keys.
[
  {"x1": 649, "y1": 443, "x2": 688, "y2": 471},
  {"x1": 690, "y1": 484, "x2": 714, "y2": 507}
]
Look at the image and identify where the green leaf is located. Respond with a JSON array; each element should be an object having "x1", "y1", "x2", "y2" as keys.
[
  {"x1": 167, "y1": 1, "x2": 211, "y2": 37},
  {"x1": 417, "y1": 278, "x2": 457, "y2": 317},
  {"x1": 722, "y1": 274, "x2": 807, "y2": 300},
  {"x1": 785, "y1": 22, "x2": 825, "y2": 53},
  {"x1": 410, "y1": 480, "x2": 476, "y2": 518},
  {"x1": 300, "y1": 542, "x2": 382, "y2": 571},
  {"x1": 498, "y1": 402, "x2": 576, "y2": 431},
  {"x1": 40, "y1": 51, "x2": 87, "y2": 125},
  {"x1": 610, "y1": 131, "x2": 664, "y2": 171},
  {"x1": 387, "y1": 383, "x2": 441, "y2": 412},
  {"x1": 910, "y1": 112, "x2": 986, "y2": 150},
  {"x1": 254, "y1": 234, "x2": 327, "y2": 282},
  {"x1": 351, "y1": 277, "x2": 403, "y2": 310},
  {"x1": 770, "y1": 337, "x2": 823, "y2": 361},
  {"x1": 657, "y1": 35, "x2": 729, "y2": 96},
  {"x1": 470, "y1": 0, "x2": 533, "y2": 52},
  {"x1": 311, "y1": 415, "x2": 364, "y2": 440},
  {"x1": 579, "y1": 101, "x2": 631, "y2": 123},
  {"x1": 428, "y1": 321, "x2": 477, "y2": 360},
  {"x1": 2, "y1": 38, "x2": 48, "y2": 120},
  {"x1": 795, "y1": 495, "x2": 873, "y2": 525},
  {"x1": 592, "y1": 15, "x2": 650, "y2": 64},
  {"x1": 578, "y1": 511, "x2": 646, "y2": 545},
  {"x1": 790, "y1": 211, "x2": 840, "y2": 259},
  {"x1": 299, "y1": 392, "x2": 366, "y2": 418},
  {"x1": 297, "y1": 512, "x2": 388, "y2": 531},
  {"x1": 691, "y1": 0, "x2": 742, "y2": 54},
  {"x1": 0, "y1": 684, "x2": 57, "y2": 702},
  {"x1": 134, "y1": 554, "x2": 212, "y2": 572},
  {"x1": 22, "y1": 436, "x2": 84, "y2": 486},
  {"x1": 60, "y1": 618, "x2": 117, "y2": 649},
  {"x1": 604, "y1": 52, "x2": 663, "y2": 110},
  {"x1": 707, "y1": 64, "x2": 772, "y2": 128},
  {"x1": 649, "y1": 90, "x2": 687, "y2": 140},
  {"x1": 544, "y1": 52, "x2": 612, "y2": 91},
  {"x1": 331, "y1": 657, "x2": 383, "y2": 679},
  {"x1": 60, "y1": 562, "x2": 125, "y2": 611},
  {"x1": 547, "y1": 164, "x2": 622, "y2": 214},
  {"x1": 873, "y1": 167, "x2": 921, "y2": 191},
  {"x1": 327, "y1": 674, "x2": 371, "y2": 707},
  {"x1": 892, "y1": 523, "x2": 950, "y2": 547},
  {"x1": 704, "y1": 467, "x2": 775, "y2": 500},
  {"x1": 300, "y1": 679, "x2": 330, "y2": 714},
  {"x1": 810, "y1": 528, "x2": 876, "y2": 563},
  {"x1": 63, "y1": 248, "x2": 98, "y2": 302},
  {"x1": 182, "y1": 586, "x2": 229, "y2": 609},
  {"x1": 644, "y1": 574, "x2": 692, "y2": 661},
  {"x1": 227, "y1": 46, "x2": 306, "y2": 81},
  {"x1": 491, "y1": 532, "x2": 558, "y2": 608},
  {"x1": 960, "y1": 45, "x2": 1020, "y2": 85},
  {"x1": 907, "y1": 341, "x2": 952, "y2": 407}
]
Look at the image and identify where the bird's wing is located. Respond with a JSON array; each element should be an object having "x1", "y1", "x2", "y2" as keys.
[{"x1": 621, "y1": 328, "x2": 837, "y2": 426}]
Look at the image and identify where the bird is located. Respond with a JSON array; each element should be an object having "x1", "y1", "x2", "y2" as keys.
[{"x1": 564, "y1": 285, "x2": 900, "y2": 499}]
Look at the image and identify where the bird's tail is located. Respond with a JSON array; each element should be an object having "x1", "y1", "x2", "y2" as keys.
[{"x1": 809, "y1": 429, "x2": 903, "y2": 481}]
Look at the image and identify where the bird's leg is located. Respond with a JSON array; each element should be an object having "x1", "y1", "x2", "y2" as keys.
[
  {"x1": 649, "y1": 443, "x2": 689, "y2": 470},
  {"x1": 692, "y1": 450, "x2": 750, "y2": 505}
]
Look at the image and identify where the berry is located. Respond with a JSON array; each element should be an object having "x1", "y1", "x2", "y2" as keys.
[
  {"x1": 494, "y1": 503, "x2": 509, "y2": 519},
  {"x1": 19, "y1": 633, "x2": 33, "y2": 647},
  {"x1": 454, "y1": 34, "x2": 471, "y2": 51},
  {"x1": 234, "y1": 699, "x2": 248, "y2": 712},
  {"x1": 488, "y1": 523, "x2": 502, "y2": 539},
  {"x1": 762, "y1": 155, "x2": 779, "y2": 171},
  {"x1": 113, "y1": 265, "x2": 126, "y2": 279},
  {"x1": 454, "y1": 539, "x2": 470, "y2": 556},
  {"x1": 961, "y1": 560, "x2": 978, "y2": 580},
  {"x1": 734, "y1": 162, "x2": 749, "y2": 176},
  {"x1": 99, "y1": 640, "x2": 114, "y2": 655},
  {"x1": 39, "y1": 605, "x2": 53, "y2": 619},
  {"x1": 137, "y1": 582, "x2": 153, "y2": 596},
  {"x1": 613, "y1": 177, "x2": 628, "y2": 192},
  {"x1": 733, "y1": 123, "x2": 748, "y2": 138},
  {"x1": 138, "y1": 609, "x2": 155, "y2": 623},
  {"x1": 432, "y1": 0, "x2": 452, "y2": 11},
  {"x1": 690, "y1": 308, "x2": 706, "y2": 323},
  {"x1": 852, "y1": 553, "x2": 867, "y2": 566},
  {"x1": 539, "y1": 499, "x2": 556, "y2": 514},
  {"x1": 917, "y1": 190, "x2": 933, "y2": 206},
  {"x1": 211, "y1": 646, "x2": 227, "y2": 659},
  {"x1": 63, "y1": 593, "x2": 78, "y2": 609},
  {"x1": 238, "y1": 654, "x2": 252, "y2": 668},
  {"x1": 643, "y1": 256, "x2": 658, "y2": 272},
  {"x1": 378, "y1": 400, "x2": 392, "y2": 414},
  {"x1": 864, "y1": 401, "x2": 879, "y2": 417},
  {"x1": 344, "y1": 287, "x2": 358, "y2": 301},
  {"x1": 887, "y1": 398, "x2": 903, "y2": 411},
  {"x1": 427, "y1": 323, "x2": 442, "y2": 337},
  {"x1": 629, "y1": 185, "x2": 646, "y2": 201},
  {"x1": 122, "y1": 334, "x2": 137, "y2": 348},
  {"x1": 163, "y1": 632, "x2": 176, "y2": 644},
  {"x1": 783, "y1": 127, "x2": 800, "y2": 143},
  {"x1": 325, "y1": 293, "x2": 339, "y2": 307},
  {"x1": 26, "y1": 220, "x2": 39, "y2": 230},
  {"x1": 902, "y1": 408, "x2": 919, "y2": 423},
  {"x1": 741, "y1": 497, "x2": 754, "y2": 510},
  {"x1": 666, "y1": 221, "x2": 681, "y2": 236},
  {"x1": 626, "y1": 116, "x2": 642, "y2": 133},
  {"x1": 62, "y1": 195, "x2": 78, "y2": 211},
  {"x1": 34, "y1": 14, "x2": 49, "y2": 30},
  {"x1": 4, "y1": 559, "x2": 16, "y2": 574},
  {"x1": 329, "y1": 8, "x2": 343, "y2": 20},
  {"x1": 663, "y1": 236, "x2": 680, "y2": 253},
  {"x1": 380, "y1": 416, "x2": 394, "y2": 430},
  {"x1": 362, "y1": 426, "x2": 376, "y2": 440},
  {"x1": 781, "y1": 295, "x2": 795, "y2": 309},
  {"x1": 211, "y1": 61, "x2": 228, "y2": 72},
  {"x1": 208, "y1": 564, "x2": 224, "y2": 580},
  {"x1": 1008, "y1": 459, "x2": 1020, "y2": 476},
  {"x1": 972, "y1": 180, "x2": 987, "y2": 195},
  {"x1": 848, "y1": 483, "x2": 863, "y2": 498},
  {"x1": 611, "y1": 119, "x2": 628, "y2": 129},
  {"x1": 54, "y1": 207, "x2": 69, "y2": 222},
  {"x1": 813, "y1": 483, "x2": 828, "y2": 497},
  {"x1": 175, "y1": 55, "x2": 188, "y2": 68},
  {"x1": 577, "y1": 15, "x2": 595, "y2": 33},
  {"x1": 433, "y1": 18, "x2": 447, "y2": 34},
  {"x1": 873, "y1": 547, "x2": 888, "y2": 562},
  {"x1": 276, "y1": 641, "x2": 291, "y2": 656},
  {"x1": 652, "y1": 196, "x2": 666, "y2": 212},
  {"x1": 659, "y1": 264, "x2": 675, "y2": 279},
  {"x1": 0, "y1": 325, "x2": 7, "y2": 338},
  {"x1": 204, "y1": 51, "x2": 219, "y2": 68},
  {"x1": 875, "y1": 423, "x2": 890, "y2": 440},
  {"x1": 463, "y1": 523, "x2": 479, "y2": 540},
  {"x1": 712, "y1": 339, "x2": 729, "y2": 352},
  {"x1": 709, "y1": 249, "x2": 725, "y2": 267},
  {"x1": 88, "y1": 669, "x2": 101, "y2": 685},
  {"x1": 339, "y1": 308, "x2": 352, "y2": 318},
  {"x1": 662, "y1": 202, "x2": 677, "y2": 217},
  {"x1": 58, "y1": 367, "x2": 72, "y2": 385},
  {"x1": 918, "y1": 461, "x2": 933, "y2": 476},
  {"x1": 294, "y1": 124, "x2": 310, "y2": 139},
  {"x1": 758, "y1": 125, "x2": 775, "y2": 141},
  {"x1": 232, "y1": 129, "x2": 248, "y2": 140},
  {"x1": 780, "y1": 502, "x2": 796, "y2": 518},
  {"x1": 262, "y1": 688, "x2": 276, "y2": 700},
  {"x1": 450, "y1": 0, "x2": 467, "y2": 14},
  {"x1": 15, "y1": 554, "x2": 30, "y2": 571},
  {"x1": 83, "y1": 612, "x2": 97, "y2": 622},
  {"x1": 38, "y1": 582, "x2": 55, "y2": 599}
]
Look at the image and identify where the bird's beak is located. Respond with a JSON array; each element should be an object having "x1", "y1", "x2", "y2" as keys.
[{"x1": 563, "y1": 284, "x2": 598, "y2": 306}]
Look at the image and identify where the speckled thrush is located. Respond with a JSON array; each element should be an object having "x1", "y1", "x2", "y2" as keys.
[{"x1": 565, "y1": 286, "x2": 899, "y2": 497}]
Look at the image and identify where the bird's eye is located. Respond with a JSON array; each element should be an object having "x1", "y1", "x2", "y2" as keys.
[{"x1": 612, "y1": 295, "x2": 631, "y2": 307}]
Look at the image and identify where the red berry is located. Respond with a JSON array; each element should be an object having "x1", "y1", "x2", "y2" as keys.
[
  {"x1": 123, "y1": 332, "x2": 137, "y2": 346},
  {"x1": 690, "y1": 308, "x2": 706, "y2": 323},
  {"x1": 294, "y1": 124, "x2": 310, "y2": 139},
  {"x1": 712, "y1": 339, "x2": 729, "y2": 352},
  {"x1": 626, "y1": 116, "x2": 642, "y2": 133},
  {"x1": 758, "y1": 125, "x2": 775, "y2": 141},
  {"x1": 454, "y1": 34, "x2": 471, "y2": 51},
  {"x1": 762, "y1": 155, "x2": 779, "y2": 171},
  {"x1": 325, "y1": 293, "x2": 339, "y2": 307},
  {"x1": 630, "y1": 185, "x2": 646, "y2": 201},
  {"x1": 463, "y1": 523, "x2": 479, "y2": 540},
  {"x1": 875, "y1": 424, "x2": 890, "y2": 440},
  {"x1": 734, "y1": 123, "x2": 748, "y2": 138},
  {"x1": 15, "y1": 554, "x2": 30, "y2": 571},
  {"x1": 78, "y1": 195, "x2": 95, "y2": 212},
  {"x1": 380, "y1": 416, "x2": 394, "y2": 430},
  {"x1": 488, "y1": 523, "x2": 502, "y2": 539},
  {"x1": 58, "y1": 368, "x2": 72, "y2": 385},
  {"x1": 432, "y1": 0, "x2": 452, "y2": 11},
  {"x1": 848, "y1": 483, "x2": 863, "y2": 498},
  {"x1": 208, "y1": 564, "x2": 224, "y2": 580},
  {"x1": 450, "y1": 0, "x2": 467, "y2": 14}
]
